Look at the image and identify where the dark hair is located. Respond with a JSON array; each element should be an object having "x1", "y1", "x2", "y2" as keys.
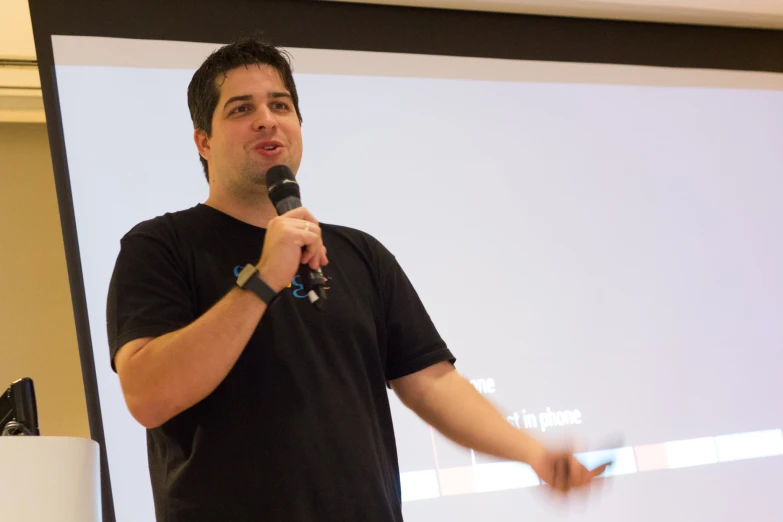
[{"x1": 187, "y1": 36, "x2": 303, "y2": 181}]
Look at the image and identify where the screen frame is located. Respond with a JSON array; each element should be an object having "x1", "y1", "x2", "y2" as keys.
[{"x1": 25, "y1": 1, "x2": 783, "y2": 520}]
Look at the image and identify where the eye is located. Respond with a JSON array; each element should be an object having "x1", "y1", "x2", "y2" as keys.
[
  {"x1": 231, "y1": 104, "x2": 251, "y2": 114},
  {"x1": 272, "y1": 102, "x2": 290, "y2": 111}
]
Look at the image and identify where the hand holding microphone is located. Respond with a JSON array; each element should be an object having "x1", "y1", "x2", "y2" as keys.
[
  {"x1": 256, "y1": 207, "x2": 328, "y2": 291},
  {"x1": 256, "y1": 165, "x2": 328, "y2": 310}
]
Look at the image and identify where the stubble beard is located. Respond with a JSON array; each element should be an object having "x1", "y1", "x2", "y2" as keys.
[{"x1": 229, "y1": 157, "x2": 274, "y2": 206}]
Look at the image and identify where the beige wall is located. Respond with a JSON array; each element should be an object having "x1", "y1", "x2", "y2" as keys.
[{"x1": 0, "y1": 122, "x2": 89, "y2": 438}]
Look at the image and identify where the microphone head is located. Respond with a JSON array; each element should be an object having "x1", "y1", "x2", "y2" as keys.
[{"x1": 266, "y1": 165, "x2": 300, "y2": 206}]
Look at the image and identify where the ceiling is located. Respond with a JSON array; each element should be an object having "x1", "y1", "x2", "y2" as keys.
[
  {"x1": 2, "y1": 0, "x2": 782, "y2": 122},
  {"x1": 331, "y1": 0, "x2": 783, "y2": 29}
]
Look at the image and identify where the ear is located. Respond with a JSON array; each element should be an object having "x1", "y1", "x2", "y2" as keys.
[{"x1": 194, "y1": 128, "x2": 210, "y2": 162}]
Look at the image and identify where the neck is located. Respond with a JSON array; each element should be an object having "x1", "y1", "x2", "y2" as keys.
[{"x1": 204, "y1": 190, "x2": 279, "y2": 228}]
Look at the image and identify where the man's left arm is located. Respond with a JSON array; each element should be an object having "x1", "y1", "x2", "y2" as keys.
[{"x1": 390, "y1": 361, "x2": 608, "y2": 493}]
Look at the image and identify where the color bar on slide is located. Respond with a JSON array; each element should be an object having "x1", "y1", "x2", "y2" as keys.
[
  {"x1": 576, "y1": 446, "x2": 637, "y2": 477},
  {"x1": 474, "y1": 462, "x2": 540, "y2": 493},
  {"x1": 634, "y1": 443, "x2": 668, "y2": 471},
  {"x1": 438, "y1": 466, "x2": 476, "y2": 496},
  {"x1": 664, "y1": 437, "x2": 718, "y2": 468},
  {"x1": 400, "y1": 470, "x2": 440, "y2": 502},
  {"x1": 715, "y1": 429, "x2": 783, "y2": 463},
  {"x1": 400, "y1": 428, "x2": 783, "y2": 502}
]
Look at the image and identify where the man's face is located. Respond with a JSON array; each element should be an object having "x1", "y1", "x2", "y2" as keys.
[{"x1": 196, "y1": 64, "x2": 303, "y2": 194}]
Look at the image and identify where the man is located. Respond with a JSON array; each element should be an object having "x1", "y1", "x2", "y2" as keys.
[{"x1": 107, "y1": 36, "x2": 607, "y2": 522}]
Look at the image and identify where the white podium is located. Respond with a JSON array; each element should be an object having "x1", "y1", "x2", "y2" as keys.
[{"x1": 0, "y1": 436, "x2": 101, "y2": 522}]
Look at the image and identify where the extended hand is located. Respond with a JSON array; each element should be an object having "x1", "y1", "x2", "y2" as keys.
[{"x1": 531, "y1": 451, "x2": 610, "y2": 493}]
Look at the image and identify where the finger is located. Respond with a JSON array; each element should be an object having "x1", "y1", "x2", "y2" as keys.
[
  {"x1": 590, "y1": 461, "x2": 612, "y2": 478},
  {"x1": 283, "y1": 218, "x2": 320, "y2": 236},
  {"x1": 284, "y1": 217, "x2": 319, "y2": 241},
  {"x1": 292, "y1": 227, "x2": 320, "y2": 246},
  {"x1": 282, "y1": 206, "x2": 319, "y2": 225},
  {"x1": 563, "y1": 457, "x2": 574, "y2": 491},
  {"x1": 309, "y1": 245, "x2": 329, "y2": 270},
  {"x1": 295, "y1": 221, "x2": 325, "y2": 269},
  {"x1": 575, "y1": 461, "x2": 591, "y2": 487},
  {"x1": 554, "y1": 458, "x2": 569, "y2": 493},
  {"x1": 307, "y1": 247, "x2": 321, "y2": 269},
  {"x1": 295, "y1": 230, "x2": 322, "y2": 265},
  {"x1": 549, "y1": 460, "x2": 560, "y2": 491},
  {"x1": 271, "y1": 215, "x2": 320, "y2": 238},
  {"x1": 566, "y1": 459, "x2": 581, "y2": 488},
  {"x1": 301, "y1": 248, "x2": 314, "y2": 266},
  {"x1": 301, "y1": 239, "x2": 323, "y2": 266}
]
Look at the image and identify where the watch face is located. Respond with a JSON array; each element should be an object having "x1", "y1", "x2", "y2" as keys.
[{"x1": 237, "y1": 264, "x2": 257, "y2": 287}]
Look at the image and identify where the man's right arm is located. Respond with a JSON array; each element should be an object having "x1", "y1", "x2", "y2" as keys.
[
  {"x1": 115, "y1": 286, "x2": 268, "y2": 429},
  {"x1": 114, "y1": 207, "x2": 328, "y2": 429}
]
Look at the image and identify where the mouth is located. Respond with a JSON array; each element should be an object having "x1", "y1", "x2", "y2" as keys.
[{"x1": 254, "y1": 141, "x2": 284, "y2": 157}]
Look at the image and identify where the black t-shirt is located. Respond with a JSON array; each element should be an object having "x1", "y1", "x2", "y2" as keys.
[{"x1": 106, "y1": 204, "x2": 455, "y2": 522}]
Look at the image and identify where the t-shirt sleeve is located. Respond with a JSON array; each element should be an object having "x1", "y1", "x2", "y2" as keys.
[
  {"x1": 106, "y1": 223, "x2": 195, "y2": 372},
  {"x1": 380, "y1": 250, "x2": 456, "y2": 381}
]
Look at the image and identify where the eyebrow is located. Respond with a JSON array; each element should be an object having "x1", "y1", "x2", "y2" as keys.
[{"x1": 222, "y1": 92, "x2": 293, "y2": 112}]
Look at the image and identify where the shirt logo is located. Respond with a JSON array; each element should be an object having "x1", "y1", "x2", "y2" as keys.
[{"x1": 233, "y1": 265, "x2": 332, "y2": 299}]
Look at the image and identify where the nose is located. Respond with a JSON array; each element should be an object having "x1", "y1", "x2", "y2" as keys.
[{"x1": 253, "y1": 105, "x2": 277, "y2": 131}]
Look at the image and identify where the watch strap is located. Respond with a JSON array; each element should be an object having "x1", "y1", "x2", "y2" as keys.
[{"x1": 236, "y1": 264, "x2": 279, "y2": 305}]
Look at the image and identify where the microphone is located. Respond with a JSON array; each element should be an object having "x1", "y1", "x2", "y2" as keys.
[{"x1": 265, "y1": 165, "x2": 327, "y2": 311}]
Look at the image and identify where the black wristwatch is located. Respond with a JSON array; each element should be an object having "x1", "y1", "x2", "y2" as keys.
[{"x1": 236, "y1": 264, "x2": 279, "y2": 305}]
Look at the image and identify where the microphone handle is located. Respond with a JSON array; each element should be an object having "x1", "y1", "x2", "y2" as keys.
[
  {"x1": 297, "y1": 265, "x2": 327, "y2": 311},
  {"x1": 274, "y1": 196, "x2": 302, "y2": 214}
]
